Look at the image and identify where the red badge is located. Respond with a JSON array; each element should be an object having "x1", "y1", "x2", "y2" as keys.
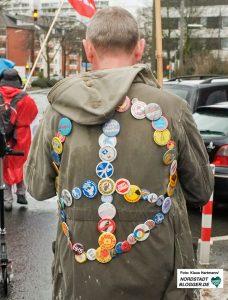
[
  {"x1": 116, "y1": 96, "x2": 131, "y2": 112},
  {"x1": 115, "y1": 178, "x2": 130, "y2": 195},
  {"x1": 121, "y1": 240, "x2": 132, "y2": 252},
  {"x1": 98, "y1": 218, "x2": 116, "y2": 234}
]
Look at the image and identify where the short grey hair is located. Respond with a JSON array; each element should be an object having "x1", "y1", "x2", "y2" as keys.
[{"x1": 86, "y1": 7, "x2": 140, "y2": 54}]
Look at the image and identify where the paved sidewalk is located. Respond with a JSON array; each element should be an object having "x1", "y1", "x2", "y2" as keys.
[{"x1": 199, "y1": 239, "x2": 228, "y2": 300}]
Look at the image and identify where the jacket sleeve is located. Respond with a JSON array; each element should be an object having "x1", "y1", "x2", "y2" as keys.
[
  {"x1": 177, "y1": 103, "x2": 214, "y2": 207},
  {"x1": 16, "y1": 94, "x2": 38, "y2": 126},
  {"x1": 24, "y1": 105, "x2": 57, "y2": 200}
]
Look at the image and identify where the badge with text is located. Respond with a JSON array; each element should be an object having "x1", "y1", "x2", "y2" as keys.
[
  {"x1": 102, "y1": 119, "x2": 120, "y2": 137},
  {"x1": 115, "y1": 178, "x2": 131, "y2": 194},
  {"x1": 58, "y1": 117, "x2": 72, "y2": 136}
]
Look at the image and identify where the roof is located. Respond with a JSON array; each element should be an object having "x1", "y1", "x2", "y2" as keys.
[{"x1": 0, "y1": 11, "x2": 17, "y2": 28}]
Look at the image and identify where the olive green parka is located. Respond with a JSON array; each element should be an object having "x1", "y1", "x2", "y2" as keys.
[{"x1": 25, "y1": 64, "x2": 214, "y2": 300}]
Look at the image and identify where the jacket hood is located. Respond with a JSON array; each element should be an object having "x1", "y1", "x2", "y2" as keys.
[
  {"x1": 0, "y1": 86, "x2": 22, "y2": 104},
  {"x1": 48, "y1": 64, "x2": 158, "y2": 125}
]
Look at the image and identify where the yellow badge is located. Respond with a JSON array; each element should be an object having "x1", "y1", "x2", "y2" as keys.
[
  {"x1": 96, "y1": 247, "x2": 112, "y2": 264},
  {"x1": 163, "y1": 149, "x2": 176, "y2": 165},
  {"x1": 52, "y1": 161, "x2": 59, "y2": 174},
  {"x1": 98, "y1": 178, "x2": 116, "y2": 195},
  {"x1": 75, "y1": 252, "x2": 87, "y2": 264},
  {"x1": 52, "y1": 136, "x2": 63, "y2": 154},
  {"x1": 61, "y1": 222, "x2": 69, "y2": 237},
  {"x1": 169, "y1": 172, "x2": 178, "y2": 187},
  {"x1": 153, "y1": 129, "x2": 171, "y2": 146},
  {"x1": 167, "y1": 183, "x2": 175, "y2": 197},
  {"x1": 98, "y1": 232, "x2": 116, "y2": 250},
  {"x1": 124, "y1": 185, "x2": 142, "y2": 203}
]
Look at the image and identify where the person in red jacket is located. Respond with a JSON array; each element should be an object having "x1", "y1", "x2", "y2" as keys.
[{"x1": 0, "y1": 68, "x2": 38, "y2": 211}]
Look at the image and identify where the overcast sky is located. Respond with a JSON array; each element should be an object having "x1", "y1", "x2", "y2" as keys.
[{"x1": 109, "y1": 0, "x2": 151, "y2": 15}]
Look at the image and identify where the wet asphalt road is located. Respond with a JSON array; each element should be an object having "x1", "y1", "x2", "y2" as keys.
[{"x1": 0, "y1": 90, "x2": 227, "y2": 299}]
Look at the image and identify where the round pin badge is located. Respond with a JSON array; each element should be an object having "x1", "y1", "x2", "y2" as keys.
[
  {"x1": 127, "y1": 233, "x2": 137, "y2": 245},
  {"x1": 156, "y1": 195, "x2": 165, "y2": 206},
  {"x1": 56, "y1": 132, "x2": 66, "y2": 143},
  {"x1": 145, "y1": 103, "x2": 162, "y2": 121},
  {"x1": 153, "y1": 212, "x2": 165, "y2": 224},
  {"x1": 61, "y1": 222, "x2": 69, "y2": 237},
  {"x1": 162, "y1": 197, "x2": 172, "y2": 214},
  {"x1": 102, "y1": 119, "x2": 120, "y2": 137},
  {"x1": 163, "y1": 149, "x2": 176, "y2": 165},
  {"x1": 75, "y1": 252, "x2": 87, "y2": 263},
  {"x1": 61, "y1": 189, "x2": 73, "y2": 207},
  {"x1": 52, "y1": 162, "x2": 59, "y2": 174},
  {"x1": 133, "y1": 224, "x2": 150, "y2": 241},
  {"x1": 72, "y1": 187, "x2": 82, "y2": 200},
  {"x1": 153, "y1": 129, "x2": 171, "y2": 146},
  {"x1": 147, "y1": 193, "x2": 158, "y2": 203},
  {"x1": 141, "y1": 189, "x2": 150, "y2": 201},
  {"x1": 169, "y1": 172, "x2": 178, "y2": 187},
  {"x1": 101, "y1": 195, "x2": 113, "y2": 203},
  {"x1": 124, "y1": 185, "x2": 142, "y2": 203},
  {"x1": 167, "y1": 183, "x2": 175, "y2": 197},
  {"x1": 51, "y1": 150, "x2": 61, "y2": 165},
  {"x1": 121, "y1": 241, "x2": 132, "y2": 252},
  {"x1": 167, "y1": 140, "x2": 176, "y2": 150},
  {"x1": 98, "y1": 178, "x2": 116, "y2": 195},
  {"x1": 144, "y1": 219, "x2": 156, "y2": 230},
  {"x1": 115, "y1": 178, "x2": 131, "y2": 195},
  {"x1": 58, "y1": 117, "x2": 72, "y2": 136},
  {"x1": 98, "y1": 232, "x2": 116, "y2": 250},
  {"x1": 152, "y1": 116, "x2": 168, "y2": 131},
  {"x1": 72, "y1": 243, "x2": 84, "y2": 255},
  {"x1": 98, "y1": 218, "x2": 116, "y2": 233},
  {"x1": 170, "y1": 160, "x2": 177, "y2": 176},
  {"x1": 52, "y1": 137, "x2": 63, "y2": 154},
  {"x1": 131, "y1": 100, "x2": 147, "y2": 119},
  {"x1": 57, "y1": 197, "x2": 64, "y2": 209},
  {"x1": 115, "y1": 242, "x2": 123, "y2": 254},
  {"x1": 99, "y1": 145, "x2": 117, "y2": 163},
  {"x1": 60, "y1": 210, "x2": 66, "y2": 222},
  {"x1": 96, "y1": 162, "x2": 114, "y2": 179},
  {"x1": 86, "y1": 248, "x2": 96, "y2": 261},
  {"x1": 96, "y1": 247, "x2": 112, "y2": 263},
  {"x1": 81, "y1": 180, "x2": 98, "y2": 199},
  {"x1": 98, "y1": 133, "x2": 117, "y2": 148},
  {"x1": 116, "y1": 96, "x2": 131, "y2": 112},
  {"x1": 98, "y1": 203, "x2": 116, "y2": 219}
]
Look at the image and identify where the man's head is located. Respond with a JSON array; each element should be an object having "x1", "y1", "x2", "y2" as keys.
[
  {"x1": 0, "y1": 68, "x2": 22, "y2": 88},
  {"x1": 83, "y1": 7, "x2": 145, "y2": 69}
]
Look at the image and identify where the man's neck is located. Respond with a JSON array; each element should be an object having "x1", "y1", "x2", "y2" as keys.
[{"x1": 92, "y1": 55, "x2": 136, "y2": 70}]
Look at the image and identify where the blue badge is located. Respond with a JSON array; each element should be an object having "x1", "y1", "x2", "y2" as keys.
[
  {"x1": 51, "y1": 150, "x2": 61, "y2": 165},
  {"x1": 60, "y1": 210, "x2": 66, "y2": 222},
  {"x1": 162, "y1": 197, "x2": 172, "y2": 214},
  {"x1": 96, "y1": 162, "x2": 114, "y2": 179},
  {"x1": 152, "y1": 116, "x2": 168, "y2": 131},
  {"x1": 156, "y1": 195, "x2": 164, "y2": 207},
  {"x1": 115, "y1": 242, "x2": 123, "y2": 254},
  {"x1": 102, "y1": 119, "x2": 120, "y2": 137},
  {"x1": 153, "y1": 212, "x2": 165, "y2": 224},
  {"x1": 81, "y1": 180, "x2": 98, "y2": 199},
  {"x1": 72, "y1": 187, "x2": 82, "y2": 200},
  {"x1": 58, "y1": 117, "x2": 72, "y2": 136},
  {"x1": 101, "y1": 195, "x2": 113, "y2": 203}
]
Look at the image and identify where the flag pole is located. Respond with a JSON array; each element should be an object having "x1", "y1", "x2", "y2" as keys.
[
  {"x1": 24, "y1": 0, "x2": 65, "y2": 91},
  {"x1": 154, "y1": 0, "x2": 163, "y2": 86}
]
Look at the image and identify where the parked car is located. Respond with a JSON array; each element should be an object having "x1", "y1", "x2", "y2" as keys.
[
  {"x1": 163, "y1": 76, "x2": 228, "y2": 112},
  {"x1": 193, "y1": 102, "x2": 228, "y2": 204}
]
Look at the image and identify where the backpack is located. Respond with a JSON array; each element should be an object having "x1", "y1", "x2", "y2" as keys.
[{"x1": 0, "y1": 91, "x2": 27, "y2": 143}]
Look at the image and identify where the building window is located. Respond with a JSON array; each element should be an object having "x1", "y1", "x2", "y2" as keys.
[
  {"x1": 221, "y1": 38, "x2": 228, "y2": 49},
  {"x1": 222, "y1": 17, "x2": 228, "y2": 28}
]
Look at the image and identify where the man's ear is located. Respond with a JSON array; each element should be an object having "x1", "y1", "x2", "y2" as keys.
[
  {"x1": 134, "y1": 38, "x2": 145, "y2": 62},
  {"x1": 82, "y1": 39, "x2": 94, "y2": 63}
]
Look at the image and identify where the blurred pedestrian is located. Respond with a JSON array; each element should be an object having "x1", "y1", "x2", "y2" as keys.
[
  {"x1": 0, "y1": 68, "x2": 38, "y2": 211},
  {"x1": 25, "y1": 7, "x2": 214, "y2": 300}
]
